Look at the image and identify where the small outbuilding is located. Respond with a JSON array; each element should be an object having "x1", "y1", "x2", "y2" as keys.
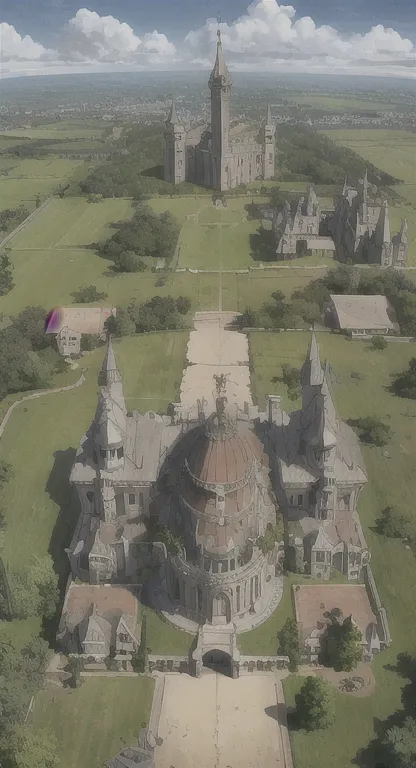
[
  {"x1": 47, "y1": 307, "x2": 116, "y2": 356},
  {"x1": 326, "y1": 294, "x2": 397, "y2": 336}
]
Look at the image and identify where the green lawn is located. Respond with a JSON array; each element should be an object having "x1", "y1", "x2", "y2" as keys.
[
  {"x1": 393, "y1": 184, "x2": 416, "y2": 207},
  {"x1": 0, "y1": 158, "x2": 85, "y2": 207},
  {"x1": 250, "y1": 331, "x2": 416, "y2": 767},
  {"x1": 144, "y1": 606, "x2": 195, "y2": 655},
  {"x1": 0, "y1": 334, "x2": 188, "y2": 574},
  {"x1": 238, "y1": 576, "x2": 295, "y2": 654},
  {"x1": 32, "y1": 678, "x2": 154, "y2": 768}
]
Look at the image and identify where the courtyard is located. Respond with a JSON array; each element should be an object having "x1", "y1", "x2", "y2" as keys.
[{"x1": 155, "y1": 671, "x2": 285, "y2": 768}]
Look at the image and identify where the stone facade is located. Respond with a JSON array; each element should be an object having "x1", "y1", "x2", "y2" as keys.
[
  {"x1": 164, "y1": 30, "x2": 275, "y2": 191},
  {"x1": 330, "y1": 171, "x2": 408, "y2": 266},
  {"x1": 273, "y1": 186, "x2": 335, "y2": 259},
  {"x1": 266, "y1": 333, "x2": 370, "y2": 581}
]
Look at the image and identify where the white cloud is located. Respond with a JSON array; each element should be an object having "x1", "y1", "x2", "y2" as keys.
[
  {"x1": 185, "y1": 0, "x2": 414, "y2": 74},
  {"x1": 0, "y1": 2, "x2": 415, "y2": 78},
  {"x1": 0, "y1": 22, "x2": 49, "y2": 62}
]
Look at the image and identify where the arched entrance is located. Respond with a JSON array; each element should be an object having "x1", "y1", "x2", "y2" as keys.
[
  {"x1": 202, "y1": 649, "x2": 232, "y2": 677},
  {"x1": 211, "y1": 592, "x2": 231, "y2": 625}
]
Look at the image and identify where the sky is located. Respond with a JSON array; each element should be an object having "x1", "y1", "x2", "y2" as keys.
[{"x1": 1, "y1": 0, "x2": 415, "y2": 79}]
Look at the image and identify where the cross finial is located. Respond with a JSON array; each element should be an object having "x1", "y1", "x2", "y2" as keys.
[{"x1": 217, "y1": 11, "x2": 221, "y2": 39}]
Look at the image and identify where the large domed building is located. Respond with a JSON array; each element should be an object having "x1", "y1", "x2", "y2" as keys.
[{"x1": 165, "y1": 397, "x2": 277, "y2": 626}]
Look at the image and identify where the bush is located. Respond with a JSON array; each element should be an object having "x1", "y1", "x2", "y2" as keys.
[
  {"x1": 70, "y1": 285, "x2": 108, "y2": 303},
  {"x1": 295, "y1": 676, "x2": 335, "y2": 731},
  {"x1": 375, "y1": 506, "x2": 410, "y2": 539},
  {"x1": 351, "y1": 416, "x2": 393, "y2": 447},
  {"x1": 176, "y1": 296, "x2": 191, "y2": 315},
  {"x1": 322, "y1": 613, "x2": 362, "y2": 671},
  {"x1": 80, "y1": 333, "x2": 102, "y2": 352},
  {"x1": 371, "y1": 335, "x2": 388, "y2": 351},
  {"x1": 391, "y1": 358, "x2": 416, "y2": 400},
  {"x1": 104, "y1": 308, "x2": 135, "y2": 337},
  {"x1": 277, "y1": 618, "x2": 300, "y2": 671}
]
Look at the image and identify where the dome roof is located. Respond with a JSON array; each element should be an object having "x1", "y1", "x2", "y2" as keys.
[{"x1": 186, "y1": 417, "x2": 266, "y2": 487}]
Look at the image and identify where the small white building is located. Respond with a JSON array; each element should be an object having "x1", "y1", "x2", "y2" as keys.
[
  {"x1": 326, "y1": 294, "x2": 397, "y2": 336},
  {"x1": 48, "y1": 307, "x2": 116, "y2": 356}
]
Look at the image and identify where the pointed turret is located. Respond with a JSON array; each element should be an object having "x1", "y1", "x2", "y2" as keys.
[
  {"x1": 342, "y1": 176, "x2": 348, "y2": 196},
  {"x1": 101, "y1": 336, "x2": 121, "y2": 386},
  {"x1": 379, "y1": 200, "x2": 391, "y2": 244},
  {"x1": 209, "y1": 29, "x2": 232, "y2": 89},
  {"x1": 166, "y1": 97, "x2": 181, "y2": 127},
  {"x1": 301, "y1": 332, "x2": 324, "y2": 387},
  {"x1": 399, "y1": 217, "x2": 408, "y2": 244},
  {"x1": 267, "y1": 102, "x2": 272, "y2": 125}
]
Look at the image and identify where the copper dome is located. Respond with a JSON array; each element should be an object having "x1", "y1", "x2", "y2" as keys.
[{"x1": 186, "y1": 418, "x2": 267, "y2": 487}]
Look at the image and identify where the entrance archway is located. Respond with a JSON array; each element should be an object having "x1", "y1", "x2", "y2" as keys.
[
  {"x1": 202, "y1": 649, "x2": 232, "y2": 677},
  {"x1": 211, "y1": 591, "x2": 231, "y2": 625}
]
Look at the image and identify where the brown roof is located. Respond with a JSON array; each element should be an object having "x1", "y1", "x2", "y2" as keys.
[
  {"x1": 47, "y1": 307, "x2": 116, "y2": 335},
  {"x1": 64, "y1": 584, "x2": 138, "y2": 632},
  {"x1": 293, "y1": 584, "x2": 377, "y2": 639},
  {"x1": 186, "y1": 422, "x2": 266, "y2": 486}
]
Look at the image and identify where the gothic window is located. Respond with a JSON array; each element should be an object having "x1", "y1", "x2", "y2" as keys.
[
  {"x1": 236, "y1": 585, "x2": 241, "y2": 612},
  {"x1": 204, "y1": 557, "x2": 210, "y2": 571},
  {"x1": 110, "y1": 449, "x2": 115, "y2": 458},
  {"x1": 249, "y1": 163, "x2": 252, "y2": 176},
  {"x1": 117, "y1": 447, "x2": 123, "y2": 459},
  {"x1": 289, "y1": 495, "x2": 294, "y2": 506},
  {"x1": 220, "y1": 560, "x2": 228, "y2": 573},
  {"x1": 86, "y1": 491, "x2": 94, "y2": 503},
  {"x1": 128, "y1": 493, "x2": 136, "y2": 506},
  {"x1": 230, "y1": 558, "x2": 235, "y2": 571},
  {"x1": 315, "y1": 551, "x2": 325, "y2": 563},
  {"x1": 139, "y1": 492, "x2": 144, "y2": 507},
  {"x1": 212, "y1": 560, "x2": 219, "y2": 574}
]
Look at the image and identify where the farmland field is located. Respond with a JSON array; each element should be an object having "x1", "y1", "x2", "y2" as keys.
[
  {"x1": 321, "y1": 129, "x2": 416, "y2": 184},
  {"x1": 250, "y1": 331, "x2": 416, "y2": 768},
  {"x1": 0, "y1": 157, "x2": 85, "y2": 207},
  {"x1": 288, "y1": 95, "x2": 400, "y2": 113}
]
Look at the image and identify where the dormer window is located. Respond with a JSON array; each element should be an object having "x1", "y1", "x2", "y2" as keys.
[{"x1": 117, "y1": 447, "x2": 124, "y2": 459}]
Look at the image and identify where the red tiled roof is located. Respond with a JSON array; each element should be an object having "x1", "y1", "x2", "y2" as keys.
[{"x1": 187, "y1": 422, "x2": 266, "y2": 485}]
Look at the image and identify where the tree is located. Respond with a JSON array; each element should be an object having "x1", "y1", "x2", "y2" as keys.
[
  {"x1": 281, "y1": 364, "x2": 301, "y2": 400},
  {"x1": 371, "y1": 335, "x2": 388, "y2": 351},
  {"x1": 380, "y1": 717, "x2": 416, "y2": 768},
  {"x1": 277, "y1": 618, "x2": 300, "y2": 671},
  {"x1": 70, "y1": 285, "x2": 108, "y2": 303},
  {"x1": 104, "y1": 308, "x2": 135, "y2": 337},
  {"x1": 1, "y1": 725, "x2": 60, "y2": 768},
  {"x1": 21, "y1": 636, "x2": 52, "y2": 687},
  {"x1": 176, "y1": 296, "x2": 191, "y2": 315},
  {"x1": 0, "y1": 460, "x2": 13, "y2": 491},
  {"x1": 352, "y1": 416, "x2": 393, "y2": 447},
  {"x1": 115, "y1": 250, "x2": 147, "y2": 273},
  {"x1": 391, "y1": 358, "x2": 416, "y2": 400},
  {"x1": 0, "y1": 252, "x2": 14, "y2": 296},
  {"x1": 67, "y1": 656, "x2": 84, "y2": 688},
  {"x1": 12, "y1": 555, "x2": 59, "y2": 621},
  {"x1": 12, "y1": 306, "x2": 51, "y2": 351},
  {"x1": 80, "y1": 333, "x2": 102, "y2": 352},
  {"x1": 295, "y1": 676, "x2": 335, "y2": 731},
  {"x1": 323, "y1": 613, "x2": 362, "y2": 671},
  {"x1": 132, "y1": 612, "x2": 148, "y2": 673},
  {"x1": 375, "y1": 506, "x2": 410, "y2": 539}
]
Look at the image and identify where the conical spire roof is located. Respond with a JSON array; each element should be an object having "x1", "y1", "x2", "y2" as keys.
[
  {"x1": 101, "y1": 337, "x2": 121, "y2": 386},
  {"x1": 166, "y1": 97, "x2": 181, "y2": 126},
  {"x1": 379, "y1": 200, "x2": 391, "y2": 244},
  {"x1": 267, "y1": 102, "x2": 272, "y2": 124},
  {"x1": 302, "y1": 332, "x2": 324, "y2": 386},
  {"x1": 400, "y1": 218, "x2": 408, "y2": 243},
  {"x1": 209, "y1": 29, "x2": 232, "y2": 88}
]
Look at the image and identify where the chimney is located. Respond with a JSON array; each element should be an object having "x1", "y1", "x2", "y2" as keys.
[{"x1": 268, "y1": 394, "x2": 282, "y2": 426}]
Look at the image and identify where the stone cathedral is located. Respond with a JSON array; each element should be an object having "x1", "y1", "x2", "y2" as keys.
[{"x1": 163, "y1": 30, "x2": 276, "y2": 191}]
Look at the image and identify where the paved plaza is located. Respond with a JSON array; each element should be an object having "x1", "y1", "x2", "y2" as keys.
[{"x1": 155, "y1": 671, "x2": 284, "y2": 768}]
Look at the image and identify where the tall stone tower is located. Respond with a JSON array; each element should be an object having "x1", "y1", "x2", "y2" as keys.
[
  {"x1": 163, "y1": 98, "x2": 186, "y2": 185},
  {"x1": 262, "y1": 103, "x2": 276, "y2": 180},
  {"x1": 208, "y1": 29, "x2": 232, "y2": 191}
]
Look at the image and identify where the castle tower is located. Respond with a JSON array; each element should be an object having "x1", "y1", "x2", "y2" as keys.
[
  {"x1": 93, "y1": 339, "x2": 127, "y2": 473},
  {"x1": 164, "y1": 98, "x2": 186, "y2": 185},
  {"x1": 208, "y1": 29, "x2": 232, "y2": 191},
  {"x1": 375, "y1": 200, "x2": 393, "y2": 266},
  {"x1": 262, "y1": 103, "x2": 276, "y2": 180},
  {"x1": 393, "y1": 218, "x2": 408, "y2": 265}
]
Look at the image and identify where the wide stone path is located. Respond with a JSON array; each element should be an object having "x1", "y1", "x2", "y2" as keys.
[
  {"x1": 179, "y1": 311, "x2": 253, "y2": 418},
  {"x1": 155, "y1": 672, "x2": 284, "y2": 768}
]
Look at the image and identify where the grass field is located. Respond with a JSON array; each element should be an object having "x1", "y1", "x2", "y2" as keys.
[
  {"x1": 0, "y1": 157, "x2": 85, "y2": 207},
  {"x1": 0, "y1": 125, "x2": 106, "y2": 141},
  {"x1": 32, "y1": 678, "x2": 154, "y2": 768},
  {"x1": 322, "y1": 129, "x2": 416, "y2": 184},
  {"x1": 288, "y1": 95, "x2": 399, "y2": 113},
  {"x1": 250, "y1": 330, "x2": 416, "y2": 767},
  {"x1": 0, "y1": 334, "x2": 188, "y2": 575},
  {"x1": 392, "y1": 183, "x2": 416, "y2": 207}
]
